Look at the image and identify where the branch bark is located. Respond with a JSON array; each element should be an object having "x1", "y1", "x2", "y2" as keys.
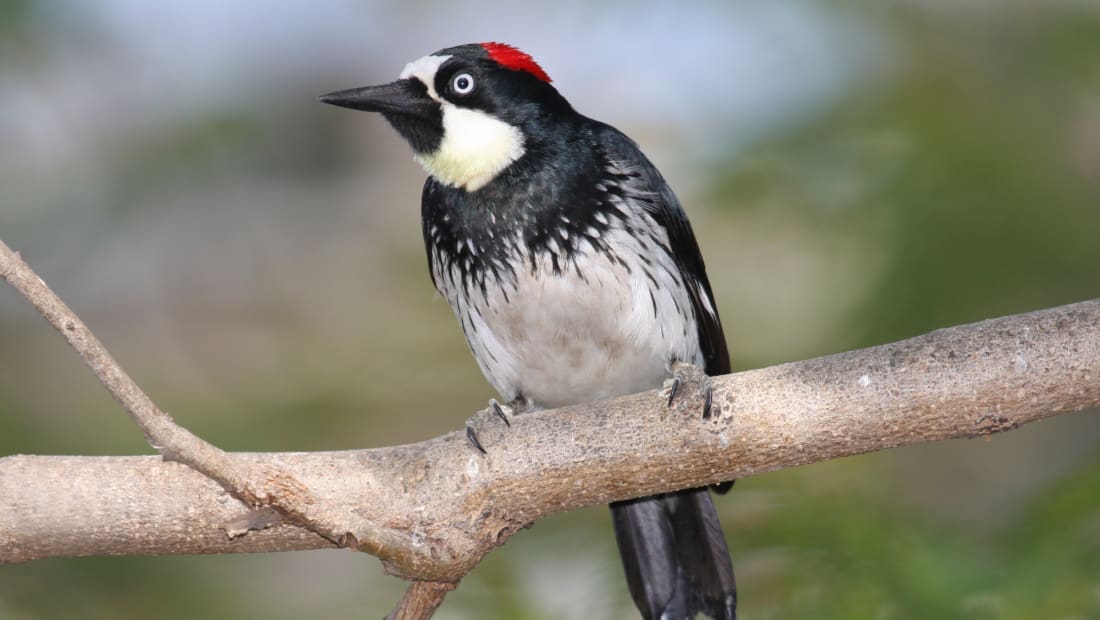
[{"x1": 3, "y1": 298, "x2": 1098, "y2": 582}]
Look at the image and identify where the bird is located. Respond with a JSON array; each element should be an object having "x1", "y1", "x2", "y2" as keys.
[{"x1": 320, "y1": 42, "x2": 737, "y2": 620}]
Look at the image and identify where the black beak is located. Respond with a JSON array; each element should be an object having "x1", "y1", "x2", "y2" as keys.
[
  {"x1": 318, "y1": 79, "x2": 437, "y2": 118},
  {"x1": 319, "y1": 78, "x2": 444, "y2": 154}
]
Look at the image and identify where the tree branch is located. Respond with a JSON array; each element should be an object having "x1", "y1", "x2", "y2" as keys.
[
  {"x1": 4, "y1": 234, "x2": 1099, "y2": 620},
  {"x1": 3, "y1": 296, "x2": 1097, "y2": 583},
  {"x1": 0, "y1": 239, "x2": 405, "y2": 555},
  {"x1": 387, "y1": 581, "x2": 457, "y2": 620}
]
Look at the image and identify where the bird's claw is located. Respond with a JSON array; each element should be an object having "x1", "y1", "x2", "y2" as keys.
[
  {"x1": 490, "y1": 398, "x2": 511, "y2": 426},
  {"x1": 703, "y1": 383, "x2": 713, "y2": 419},
  {"x1": 464, "y1": 397, "x2": 521, "y2": 454},
  {"x1": 666, "y1": 377, "x2": 681, "y2": 406},
  {"x1": 465, "y1": 423, "x2": 487, "y2": 454},
  {"x1": 663, "y1": 361, "x2": 715, "y2": 419}
]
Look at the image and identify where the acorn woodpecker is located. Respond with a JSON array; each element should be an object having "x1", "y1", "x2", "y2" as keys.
[{"x1": 320, "y1": 42, "x2": 737, "y2": 620}]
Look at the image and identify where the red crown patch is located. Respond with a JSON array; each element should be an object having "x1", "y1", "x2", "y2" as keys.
[{"x1": 480, "y1": 42, "x2": 552, "y2": 83}]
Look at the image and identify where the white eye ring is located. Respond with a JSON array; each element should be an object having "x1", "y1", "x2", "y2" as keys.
[{"x1": 452, "y1": 73, "x2": 476, "y2": 95}]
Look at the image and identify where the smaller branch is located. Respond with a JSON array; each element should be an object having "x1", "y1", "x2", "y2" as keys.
[
  {"x1": 0, "y1": 241, "x2": 181, "y2": 454},
  {"x1": 387, "y1": 581, "x2": 457, "y2": 620},
  {"x1": 0, "y1": 240, "x2": 405, "y2": 556}
]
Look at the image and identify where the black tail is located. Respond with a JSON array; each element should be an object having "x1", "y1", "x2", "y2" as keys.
[{"x1": 610, "y1": 488, "x2": 736, "y2": 619}]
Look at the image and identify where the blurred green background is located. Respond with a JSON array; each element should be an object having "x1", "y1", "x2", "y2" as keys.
[{"x1": 3, "y1": 1, "x2": 1100, "y2": 618}]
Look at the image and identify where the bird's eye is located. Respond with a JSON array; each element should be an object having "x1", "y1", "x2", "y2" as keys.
[{"x1": 451, "y1": 73, "x2": 476, "y2": 96}]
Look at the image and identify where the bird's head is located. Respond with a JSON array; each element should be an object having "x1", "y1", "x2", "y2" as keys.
[{"x1": 320, "y1": 42, "x2": 570, "y2": 192}]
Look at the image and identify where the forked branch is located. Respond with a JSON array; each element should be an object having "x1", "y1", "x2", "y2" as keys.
[{"x1": 2, "y1": 238, "x2": 1098, "y2": 620}]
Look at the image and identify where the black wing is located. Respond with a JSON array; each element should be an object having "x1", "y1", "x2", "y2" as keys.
[
  {"x1": 597, "y1": 123, "x2": 738, "y2": 618},
  {"x1": 421, "y1": 178, "x2": 443, "y2": 292},
  {"x1": 593, "y1": 123, "x2": 730, "y2": 377}
]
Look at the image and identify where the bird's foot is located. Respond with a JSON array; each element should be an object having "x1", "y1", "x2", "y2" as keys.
[
  {"x1": 664, "y1": 362, "x2": 732, "y2": 492},
  {"x1": 662, "y1": 360, "x2": 715, "y2": 419},
  {"x1": 465, "y1": 397, "x2": 525, "y2": 454}
]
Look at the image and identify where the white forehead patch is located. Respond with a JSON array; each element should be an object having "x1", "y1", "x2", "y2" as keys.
[{"x1": 399, "y1": 54, "x2": 451, "y2": 101}]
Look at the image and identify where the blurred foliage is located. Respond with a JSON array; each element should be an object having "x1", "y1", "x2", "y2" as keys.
[
  {"x1": 735, "y1": 450, "x2": 1100, "y2": 620},
  {"x1": 3, "y1": 2, "x2": 1100, "y2": 619},
  {"x1": 0, "y1": 0, "x2": 32, "y2": 45},
  {"x1": 709, "y1": 4, "x2": 1100, "y2": 350}
]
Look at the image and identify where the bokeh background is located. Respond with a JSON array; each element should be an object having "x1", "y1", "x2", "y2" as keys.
[{"x1": 3, "y1": 1, "x2": 1100, "y2": 618}]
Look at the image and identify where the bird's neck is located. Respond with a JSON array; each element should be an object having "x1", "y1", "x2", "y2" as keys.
[
  {"x1": 426, "y1": 125, "x2": 597, "y2": 238},
  {"x1": 422, "y1": 121, "x2": 630, "y2": 294}
]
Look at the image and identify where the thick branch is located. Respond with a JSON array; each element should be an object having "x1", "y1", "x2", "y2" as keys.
[{"x1": 3, "y1": 299, "x2": 1097, "y2": 581}]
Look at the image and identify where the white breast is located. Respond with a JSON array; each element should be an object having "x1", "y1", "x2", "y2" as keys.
[{"x1": 432, "y1": 215, "x2": 702, "y2": 409}]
